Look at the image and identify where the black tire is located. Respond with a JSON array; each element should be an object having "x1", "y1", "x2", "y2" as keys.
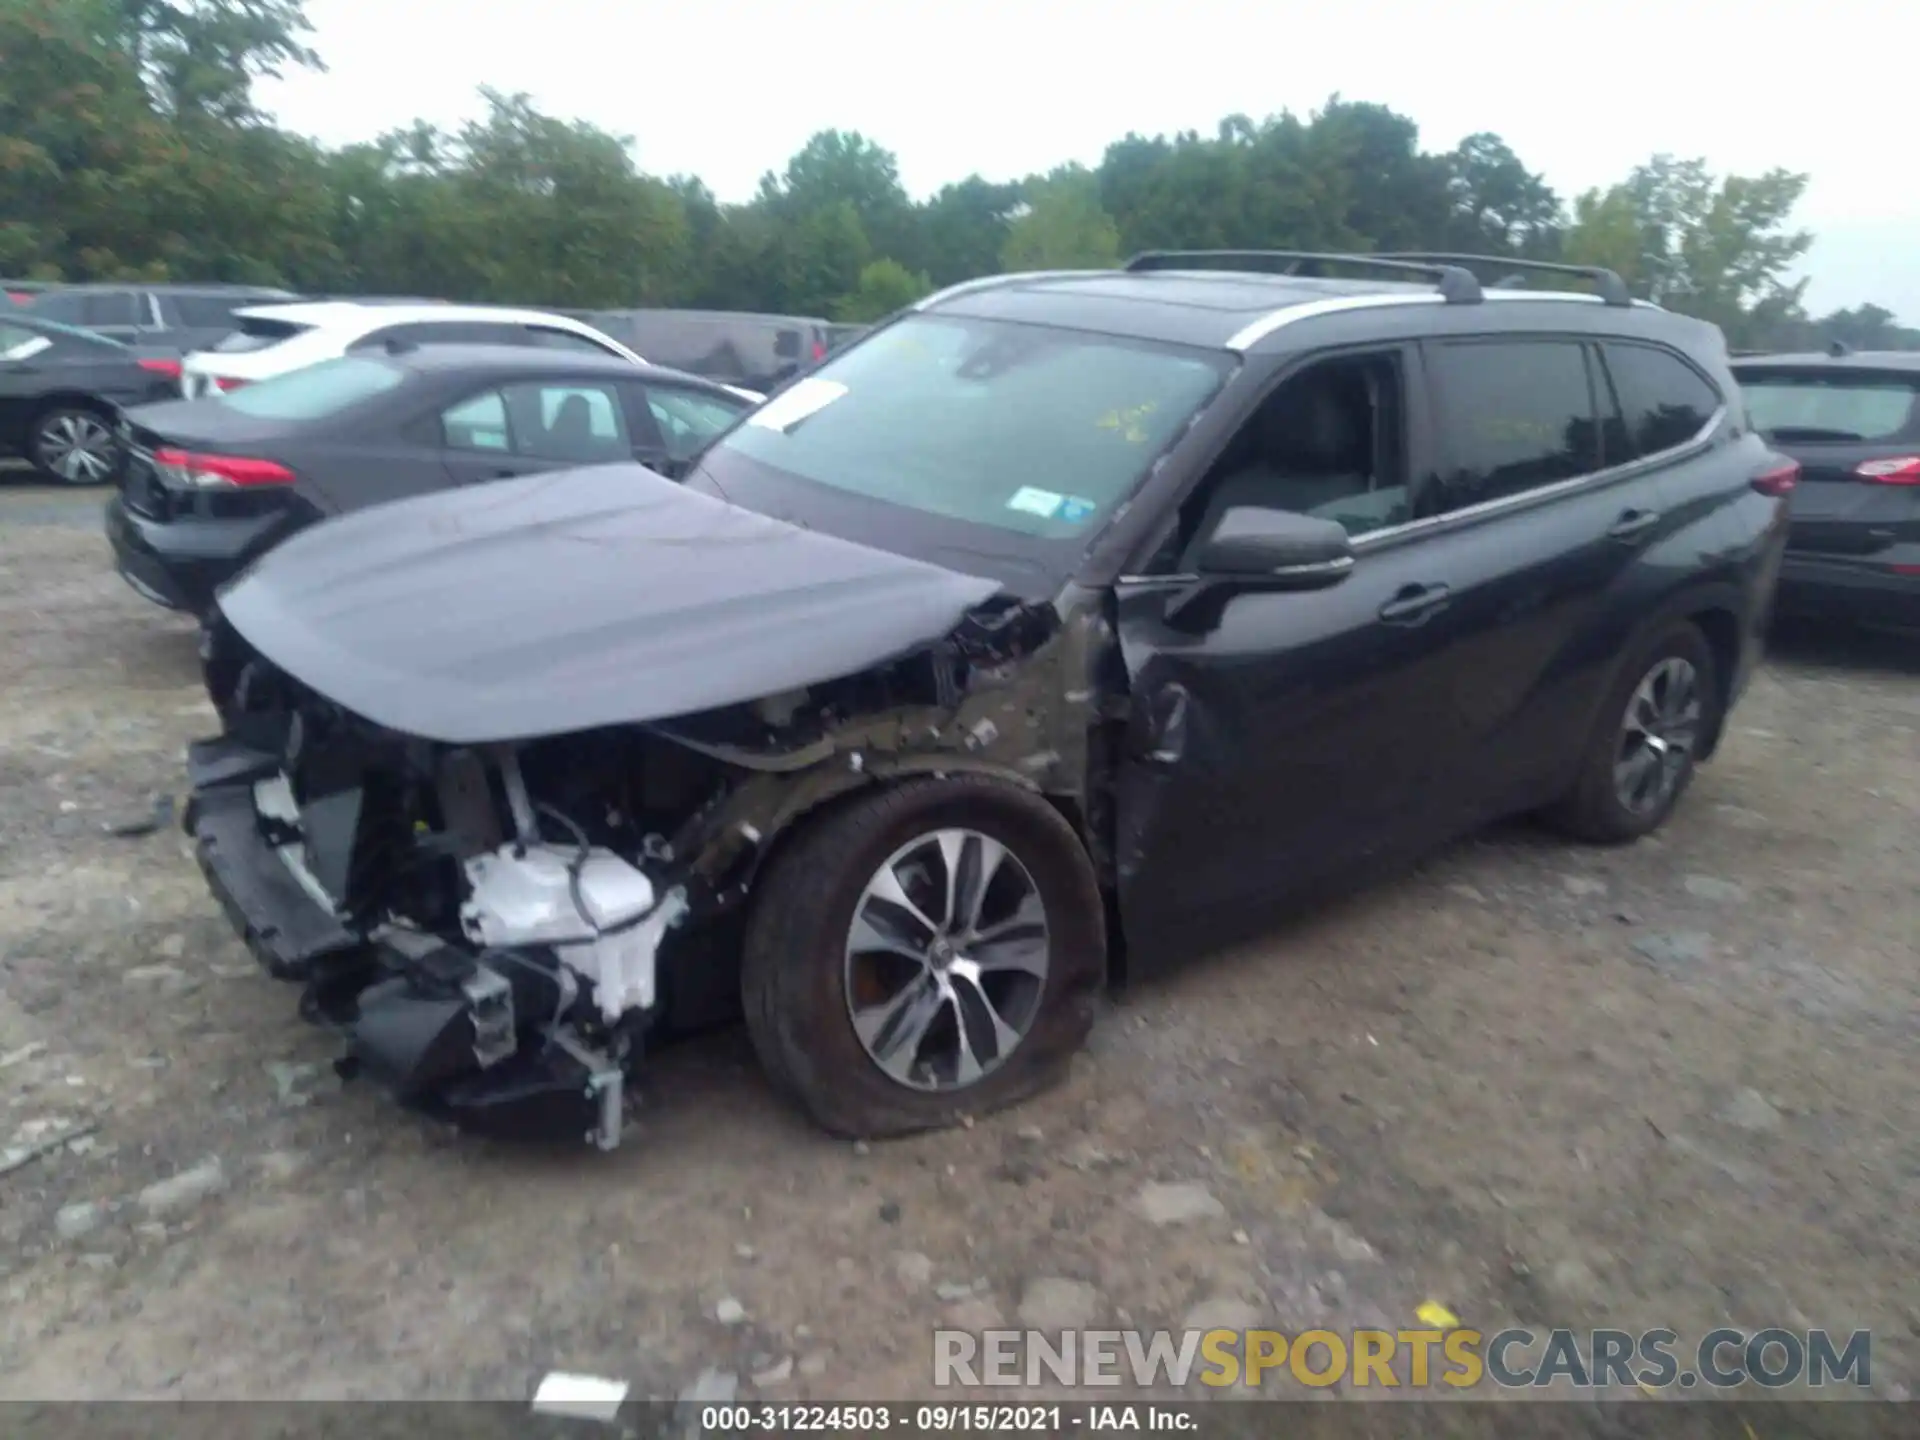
[
  {"x1": 741, "y1": 775, "x2": 1106, "y2": 1139},
  {"x1": 28, "y1": 403, "x2": 118, "y2": 486},
  {"x1": 1545, "y1": 620, "x2": 1720, "y2": 844}
]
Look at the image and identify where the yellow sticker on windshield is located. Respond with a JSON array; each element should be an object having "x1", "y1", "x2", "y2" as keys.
[{"x1": 1096, "y1": 401, "x2": 1158, "y2": 443}]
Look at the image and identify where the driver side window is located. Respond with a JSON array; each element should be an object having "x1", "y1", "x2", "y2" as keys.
[{"x1": 1146, "y1": 350, "x2": 1409, "y2": 574}]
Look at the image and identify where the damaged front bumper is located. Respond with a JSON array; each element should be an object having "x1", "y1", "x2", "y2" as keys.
[{"x1": 185, "y1": 736, "x2": 668, "y2": 1151}]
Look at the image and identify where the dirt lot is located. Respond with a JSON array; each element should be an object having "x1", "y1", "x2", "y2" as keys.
[{"x1": 1, "y1": 477, "x2": 1915, "y2": 1405}]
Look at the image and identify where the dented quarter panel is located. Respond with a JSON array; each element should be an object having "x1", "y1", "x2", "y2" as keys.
[{"x1": 214, "y1": 464, "x2": 1002, "y2": 745}]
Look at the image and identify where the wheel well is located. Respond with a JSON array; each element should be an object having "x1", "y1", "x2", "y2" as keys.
[
  {"x1": 25, "y1": 391, "x2": 113, "y2": 434},
  {"x1": 1687, "y1": 606, "x2": 1741, "y2": 759}
]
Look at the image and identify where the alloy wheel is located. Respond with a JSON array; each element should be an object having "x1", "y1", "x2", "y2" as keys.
[
  {"x1": 1614, "y1": 655, "x2": 1703, "y2": 816},
  {"x1": 33, "y1": 411, "x2": 115, "y2": 484},
  {"x1": 843, "y1": 827, "x2": 1051, "y2": 1092}
]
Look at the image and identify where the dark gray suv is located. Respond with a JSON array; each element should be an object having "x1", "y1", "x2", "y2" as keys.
[
  {"x1": 182, "y1": 250, "x2": 1792, "y2": 1153},
  {"x1": 27, "y1": 283, "x2": 300, "y2": 354}
]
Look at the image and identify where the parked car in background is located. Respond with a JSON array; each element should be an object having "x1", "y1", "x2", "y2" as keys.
[
  {"x1": 1731, "y1": 346, "x2": 1920, "y2": 634},
  {"x1": 108, "y1": 345, "x2": 754, "y2": 614},
  {"x1": 584, "y1": 308, "x2": 834, "y2": 394},
  {"x1": 27, "y1": 283, "x2": 300, "y2": 353},
  {"x1": 177, "y1": 301, "x2": 762, "y2": 402},
  {"x1": 1, "y1": 313, "x2": 182, "y2": 483},
  {"x1": 180, "y1": 251, "x2": 1790, "y2": 1152}
]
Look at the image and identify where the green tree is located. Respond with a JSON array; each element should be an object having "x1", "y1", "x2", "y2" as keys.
[
  {"x1": 1002, "y1": 165, "x2": 1120, "y2": 270},
  {"x1": 836, "y1": 258, "x2": 930, "y2": 321},
  {"x1": 1441, "y1": 132, "x2": 1561, "y2": 256},
  {"x1": 1564, "y1": 156, "x2": 1812, "y2": 338},
  {"x1": 1, "y1": 4, "x2": 1902, "y2": 346},
  {"x1": 762, "y1": 129, "x2": 918, "y2": 270},
  {"x1": 918, "y1": 176, "x2": 1021, "y2": 286}
]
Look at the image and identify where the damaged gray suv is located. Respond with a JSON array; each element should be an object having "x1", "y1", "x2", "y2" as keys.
[{"x1": 184, "y1": 251, "x2": 1792, "y2": 1150}]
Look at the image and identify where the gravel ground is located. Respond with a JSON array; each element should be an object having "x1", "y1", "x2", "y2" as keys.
[{"x1": 1, "y1": 477, "x2": 1915, "y2": 1405}]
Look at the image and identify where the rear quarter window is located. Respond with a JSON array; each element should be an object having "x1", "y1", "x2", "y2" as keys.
[
  {"x1": 215, "y1": 316, "x2": 315, "y2": 353},
  {"x1": 1600, "y1": 343, "x2": 1722, "y2": 460},
  {"x1": 172, "y1": 296, "x2": 250, "y2": 329},
  {"x1": 1738, "y1": 371, "x2": 1920, "y2": 443},
  {"x1": 218, "y1": 356, "x2": 407, "y2": 419}
]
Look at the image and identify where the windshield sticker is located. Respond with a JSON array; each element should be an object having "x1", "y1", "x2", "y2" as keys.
[
  {"x1": 1095, "y1": 401, "x2": 1158, "y2": 443},
  {"x1": 748, "y1": 377, "x2": 849, "y2": 433},
  {"x1": 1058, "y1": 496, "x2": 1097, "y2": 523},
  {"x1": 1006, "y1": 486, "x2": 1065, "y2": 518}
]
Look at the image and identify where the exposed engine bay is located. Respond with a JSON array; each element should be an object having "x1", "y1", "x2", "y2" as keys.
[{"x1": 185, "y1": 591, "x2": 1101, "y2": 1150}]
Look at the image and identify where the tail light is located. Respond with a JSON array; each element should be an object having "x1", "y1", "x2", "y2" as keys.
[
  {"x1": 1857, "y1": 456, "x2": 1920, "y2": 485},
  {"x1": 1750, "y1": 459, "x2": 1800, "y2": 497},
  {"x1": 811, "y1": 340, "x2": 826, "y2": 362},
  {"x1": 153, "y1": 447, "x2": 294, "y2": 489},
  {"x1": 213, "y1": 376, "x2": 249, "y2": 393},
  {"x1": 137, "y1": 357, "x2": 182, "y2": 380}
]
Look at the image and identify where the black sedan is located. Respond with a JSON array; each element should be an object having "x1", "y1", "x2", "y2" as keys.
[
  {"x1": 1733, "y1": 348, "x2": 1920, "y2": 633},
  {"x1": 106, "y1": 345, "x2": 756, "y2": 615},
  {"x1": 1, "y1": 313, "x2": 180, "y2": 483}
]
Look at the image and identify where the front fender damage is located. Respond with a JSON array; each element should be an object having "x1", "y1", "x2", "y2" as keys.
[{"x1": 186, "y1": 593, "x2": 1105, "y2": 1151}]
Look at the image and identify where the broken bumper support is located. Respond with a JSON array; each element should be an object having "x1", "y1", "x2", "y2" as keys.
[{"x1": 184, "y1": 736, "x2": 631, "y2": 1149}]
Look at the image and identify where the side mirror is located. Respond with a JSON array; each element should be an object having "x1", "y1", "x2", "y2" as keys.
[{"x1": 1167, "y1": 507, "x2": 1354, "y2": 631}]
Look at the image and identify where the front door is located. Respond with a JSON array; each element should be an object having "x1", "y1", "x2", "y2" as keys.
[{"x1": 1111, "y1": 345, "x2": 1477, "y2": 958}]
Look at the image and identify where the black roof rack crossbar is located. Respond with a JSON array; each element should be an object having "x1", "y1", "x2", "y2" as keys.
[
  {"x1": 1374, "y1": 253, "x2": 1633, "y2": 308},
  {"x1": 1123, "y1": 250, "x2": 1483, "y2": 305}
]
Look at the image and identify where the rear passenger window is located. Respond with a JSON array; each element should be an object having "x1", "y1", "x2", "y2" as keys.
[
  {"x1": 502, "y1": 382, "x2": 630, "y2": 463},
  {"x1": 442, "y1": 392, "x2": 512, "y2": 451},
  {"x1": 1426, "y1": 340, "x2": 1599, "y2": 513},
  {"x1": 173, "y1": 296, "x2": 247, "y2": 328},
  {"x1": 1602, "y1": 344, "x2": 1720, "y2": 460},
  {"x1": 522, "y1": 326, "x2": 622, "y2": 356},
  {"x1": 84, "y1": 292, "x2": 142, "y2": 329}
]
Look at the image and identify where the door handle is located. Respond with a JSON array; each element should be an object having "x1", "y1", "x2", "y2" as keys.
[
  {"x1": 1378, "y1": 582, "x2": 1450, "y2": 625},
  {"x1": 1607, "y1": 508, "x2": 1662, "y2": 542}
]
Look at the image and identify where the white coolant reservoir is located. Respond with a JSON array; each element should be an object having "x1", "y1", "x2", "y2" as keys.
[
  {"x1": 460, "y1": 845, "x2": 656, "y2": 947},
  {"x1": 458, "y1": 843, "x2": 683, "y2": 1019}
]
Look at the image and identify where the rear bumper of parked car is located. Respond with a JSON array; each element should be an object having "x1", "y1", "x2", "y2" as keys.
[
  {"x1": 105, "y1": 493, "x2": 278, "y2": 616},
  {"x1": 1773, "y1": 551, "x2": 1920, "y2": 631}
]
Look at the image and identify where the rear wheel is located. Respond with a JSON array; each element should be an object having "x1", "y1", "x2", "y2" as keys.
[
  {"x1": 742, "y1": 776, "x2": 1105, "y2": 1139},
  {"x1": 29, "y1": 405, "x2": 116, "y2": 486},
  {"x1": 1546, "y1": 620, "x2": 1718, "y2": 844}
]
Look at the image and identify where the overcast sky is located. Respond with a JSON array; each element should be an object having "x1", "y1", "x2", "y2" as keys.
[{"x1": 258, "y1": 0, "x2": 1915, "y2": 324}]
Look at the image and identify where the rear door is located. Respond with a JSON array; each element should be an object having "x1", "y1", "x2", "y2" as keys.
[
  {"x1": 1408, "y1": 335, "x2": 1683, "y2": 822},
  {"x1": 83, "y1": 290, "x2": 147, "y2": 343},
  {"x1": 438, "y1": 378, "x2": 644, "y2": 487},
  {"x1": 1736, "y1": 364, "x2": 1920, "y2": 559}
]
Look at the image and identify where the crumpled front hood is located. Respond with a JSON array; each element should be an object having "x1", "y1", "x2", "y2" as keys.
[{"x1": 216, "y1": 464, "x2": 1002, "y2": 744}]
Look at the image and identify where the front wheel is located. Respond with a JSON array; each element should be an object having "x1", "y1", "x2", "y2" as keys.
[
  {"x1": 1546, "y1": 620, "x2": 1719, "y2": 844},
  {"x1": 742, "y1": 776, "x2": 1106, "y2": 1138},
  {"x1": 29, "y1": 406, "x2": 117, "y2": 486}
]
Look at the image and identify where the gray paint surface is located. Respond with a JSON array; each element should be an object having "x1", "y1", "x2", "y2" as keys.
[{"x1": 216, "y1": 463, "x2": 1000, "y2": 743}]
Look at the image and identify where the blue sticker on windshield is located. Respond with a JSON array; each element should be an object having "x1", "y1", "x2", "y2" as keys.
[
  {"x1": 1058, "y1": 496, "x2": 1097, "y2": 523},
  {"x1": 1006, "y1": 486, "x2": 1064, "y2": 518}
]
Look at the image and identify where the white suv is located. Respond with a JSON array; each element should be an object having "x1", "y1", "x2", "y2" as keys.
[{"x1": 181, "y1": 302, "x2": 764, "y2": 402}]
